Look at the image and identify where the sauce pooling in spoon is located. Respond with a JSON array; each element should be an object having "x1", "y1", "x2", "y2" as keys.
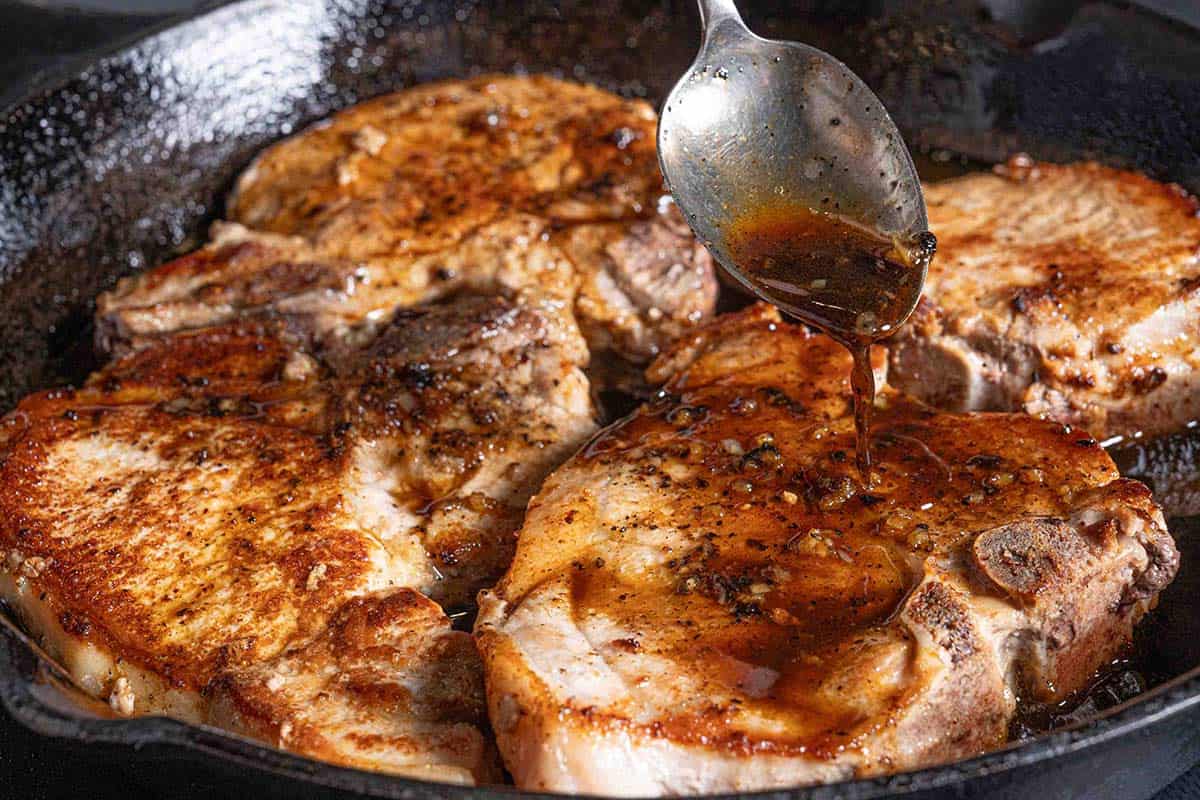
[{"x1": 725, "y1": 205, "x2": 936, "y2": 475}]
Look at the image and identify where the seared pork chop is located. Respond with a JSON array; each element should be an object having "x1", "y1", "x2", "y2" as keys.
[
  {"x1": 0, "y1": 293, "x2": 597, "y2": 781},
  {"x1": 208, "y1": 588, "x2": 497, "y2": 784},
  {"x1": 98, "y1": 76, "x2": 717, "y2": 370},
  {"x1": 476, "y1": 305, "x2": 1177, "y2": 795},
  {"x1": 889, "y1": 158, "x2": 1200, "y2": 442}
]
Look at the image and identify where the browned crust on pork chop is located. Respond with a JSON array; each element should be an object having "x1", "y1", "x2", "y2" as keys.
[
  {"x1": 0, "y1": 326, "x2": 348, "y2": 693},
  {"x1": 890, "y1": 158, "x2": 1200, "y2": 441},
  {"x1": 227, "y1": 75, "x2": 664, "y2": 252}
]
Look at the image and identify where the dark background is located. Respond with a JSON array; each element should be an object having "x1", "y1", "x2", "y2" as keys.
[{"x1": 1, "y1": 0, "x2": 1199, "y2": 797}]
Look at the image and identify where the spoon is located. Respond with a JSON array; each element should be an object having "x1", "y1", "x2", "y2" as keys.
[{"x1": 657, "y1": 0, "x2": 931, "y2": 333}]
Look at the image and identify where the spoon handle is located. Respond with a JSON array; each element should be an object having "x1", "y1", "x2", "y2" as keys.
[{"x1": 696, "y1": 0, "x2": 744, "y2": 29}]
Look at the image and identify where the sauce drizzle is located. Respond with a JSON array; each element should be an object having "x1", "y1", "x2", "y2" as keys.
[{"x1": 725, "y1": 205, "x2": 936, "y2": 474}]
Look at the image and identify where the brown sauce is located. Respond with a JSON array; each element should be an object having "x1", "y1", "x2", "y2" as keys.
[{"x1": 725, "y1": 205, "x2": 936, "y2": 474}]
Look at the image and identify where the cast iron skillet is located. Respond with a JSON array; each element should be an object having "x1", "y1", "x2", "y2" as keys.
[{"x1": 2, "y1": 1, "x2": 1200, "y2": 797}]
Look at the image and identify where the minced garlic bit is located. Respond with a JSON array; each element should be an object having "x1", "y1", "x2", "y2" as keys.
[
  {"x1": 282, "y1": 351, "x2": 317, "y2": 383},
  {"x1": 984, "y1": 471, "x2": 1016, "y2": 489},
  {"x1": 306, "y1": 563, "x2": 329, "y2": 591},
  {"x1": 1020, "y1": 467, "x2": 1046, "y2": 484},
  {"x1": 352, "y1": 124, "x2": 388, "y2": 156},
  {"x1": 108, "y1": 677, "x2": 135, "y2": 716},
  {"x1": 336, "y1": 159, "x2": 360, "y2": 186}
]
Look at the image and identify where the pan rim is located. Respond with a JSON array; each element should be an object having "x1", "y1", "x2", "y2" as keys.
[
  {"x1": 0, "y1": 0, "x2": 236, "y2": 116},
  {"x1": 0, "y1": 0, "x2": 1197, "y2": 796}
]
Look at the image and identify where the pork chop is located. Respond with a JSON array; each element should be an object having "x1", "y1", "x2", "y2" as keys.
[
  {"x1": 476, "y1": 304, "x2": 1177, "y2": 795},
  {"x1": 98, "y1": 76, "x2": 717, "y2": 371},
  {"x1": 208, "y1": 588, "x2": 497, "y2": 784},
  {"x1": 889, "y1": 157, "x2": 1200, "y2": 442},
  {"x1": 0, "y1": 293, "x2": 597, "y2": 781}
]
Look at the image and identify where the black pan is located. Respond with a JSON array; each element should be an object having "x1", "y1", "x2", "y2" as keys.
[{"x1": 2, "y1": 1, "x2": 1200, "y2": 797}]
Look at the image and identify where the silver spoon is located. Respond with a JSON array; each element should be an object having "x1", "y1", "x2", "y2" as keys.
[{"x1": 657, "y1": 0, "x2": 931, "y2": 335}]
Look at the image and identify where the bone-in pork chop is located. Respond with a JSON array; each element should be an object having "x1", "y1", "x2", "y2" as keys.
[
  {"x1": 889, "y1": 158, "x2": 1200, "y2": 442},
  {"x1": 98, "y1": 76, "x2": 717, "y2": 371},
  {"x1": 0, "y1": 293, "x2": 596, "y2": 782},
  {"x1": 476, "y1": 304, "x2": 1177, "y2": 795}
]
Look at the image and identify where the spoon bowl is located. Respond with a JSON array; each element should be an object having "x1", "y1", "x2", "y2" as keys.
[{"x1": 658, "y1": 0, "x2": 930, "y2": 333}]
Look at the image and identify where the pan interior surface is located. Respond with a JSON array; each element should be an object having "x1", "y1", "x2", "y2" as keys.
[{"x1": 2, "y1": 1, "x2": 1200, "y2": 798}]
